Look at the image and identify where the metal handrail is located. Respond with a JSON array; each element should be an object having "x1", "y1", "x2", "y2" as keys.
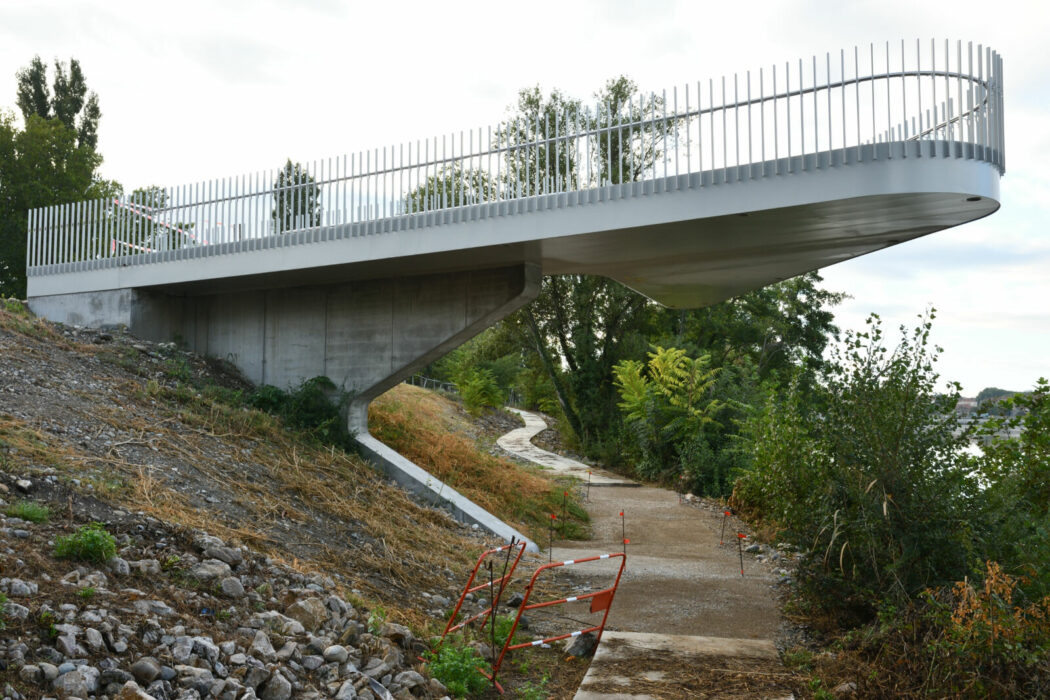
[{"x1": 26, "y1": 39, "x2": 1004, "y2": 277}]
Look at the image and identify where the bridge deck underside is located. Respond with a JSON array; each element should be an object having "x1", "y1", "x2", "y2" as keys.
[{"x1": 28, "y1": 143, "x2": 999, "y2": 309}]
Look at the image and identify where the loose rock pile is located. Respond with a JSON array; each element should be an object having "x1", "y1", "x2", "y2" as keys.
[{"x1": 0, "y1": 479, "x2": 451, "y2": 700}]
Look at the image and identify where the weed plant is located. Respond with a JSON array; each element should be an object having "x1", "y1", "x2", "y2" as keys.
[
  {"x1": 425, "y1": 643, "x2": 490, "y2": 697},
  {"x1": 5, "y1": 500, "x2": 50, "y2": 523},
  {"x1": 54, "y1": 523, "x2": 117, "y2": 563}
]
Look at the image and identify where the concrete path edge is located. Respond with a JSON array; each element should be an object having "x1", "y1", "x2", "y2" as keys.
[{"x1": 356, "y1": 433, "x2": 538, "y2": 552}]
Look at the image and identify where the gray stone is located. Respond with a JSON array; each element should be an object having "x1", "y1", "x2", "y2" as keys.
[
  {"x1": 361, "y1": 657, "x2": 390, "y2": 679},
  {"x1": 249, "y1": 610, "x2": 306, "y2": 636},
  {"x1": 7, "y1": 578, "x2": 36, "y2": 596},
  {"x1": 228, "y1": 653, "x2": 248, "y2": 665},
  {"x1": 379, "y1": 622, "x2": 413, "y2": 646},
  {"x1": 171, "y1": 635, "x2": 194, "y2": 663},
  {"x1": 131, "y1": 657, "x2": 162, "y2": 684},
  {"x1": 275, "y1": 640, "x2": 298, "y2": 661},
  {"x1": 173, "y1": 664, "x2": 213, "y2": 687},
  {"x1": 52, "y1": 666, "x2": 100, "y2": 697},
  {"x1": 243, "y1": 666, "x2": 271, "y2": 690},
  {"x1": 322, "y1": 645, "x2": 348, "y2": 663},
  {"x1": 259, "y1": 673, "x2": 292, "y2": 700},
  {"x1": 302, "y1": 655, "x2": 324, "y2": 670},
  {"x1": 58, "y1": 661, "x2": 77, "y2": 675},
  {"x1": 114, "y1": 680, "x2": 157, "y2": 699},
  {"x1": 219, "y1": 576, "x2": 244, "y2": 598},
  {"x1": 17, "y1": 664, "x2": 42, "y2": 684},
  {"x1": 192, "y1": 636, "x2": 220, "y2": 664},
  {"x1": 56, "y1": 633, "x2": 79, "y2": 657},
  {"x1": 334, "y1": 680, "x2": 358, "y2": 700},
  {"x1": 190, "y1": 558, "x2": 232, "y2": 581},
  {"x1": 286, "y1": 597, "x2": 326, "y2": 631},
  {"x1": 100, "y1": 669, "x2": 135, "y2": 686},
  {"x1": 393, "y1": 671, "x2": 424, "y2": 689},
  {"x1": 4, "y1": 601, "x2": 29, "y2": 619},
  {"x1": 204, "y1": 545, "x2": 242, "y2": 566},
  {"x1": 85, "y1": 627, "x2": 105, "y2": 651},
  {"x1": 131, "y1": 599, "x2": 176, "y2": 617},
  {"x1": 564, "y1": 631, "x2": 597, "y2": 658},
  {"x1": 109, "y1": 557, "x2": 131, "y2": 576},
  {"x1": 250, "y1": 630, "x2": 276, "y2": 662},
  {"x1": 133, "y1": 559, "x2": 162, "y2": 576},
  {"x1": 39, "y1": 662, "x2": 60, "y2": 681}
]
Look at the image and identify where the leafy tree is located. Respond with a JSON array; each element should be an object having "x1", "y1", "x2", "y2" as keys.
[
  {"x1": 976, "y1": 379, "x2": 1050, "y2": 597},
  {"x1": 0, "y1": 111, "x2": 101, "y2": 296},
  {"x1": 403, "y1": 164, "x2": 492, "y2": 213},
  {"x1": 271, "y1": 160, "x2": 322, "y2": 233},
  {"x1": 499, "y1": 86, "x2": 583, "y2": 196},
  {"x1": 590, "y1": 76, "x2": 669, "y2": 185},
  {"x1": 16, "y1": 56, "x2": 100, "y2": 149}
]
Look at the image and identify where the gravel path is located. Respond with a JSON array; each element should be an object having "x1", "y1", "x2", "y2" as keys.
[
  {"x1": 497, "y1": 409, "x2": 797, "y2": 698},
  {"x1": 497, "y1": 409, "x2": 633, "y2": 485}
]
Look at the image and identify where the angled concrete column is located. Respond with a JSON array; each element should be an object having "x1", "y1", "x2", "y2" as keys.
[{"x1": 331, "y1": 263, "x2": 541, "y2": 432}]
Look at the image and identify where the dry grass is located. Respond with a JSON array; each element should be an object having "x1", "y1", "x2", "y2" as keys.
[
  {"x1": 0, "y1": 309, "x2": 491, "y2": 626},
  {"x1": 370, "y1": 384, "x2": 590, "y2": 543}
]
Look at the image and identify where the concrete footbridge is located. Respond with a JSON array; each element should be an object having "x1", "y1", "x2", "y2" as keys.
[{"x1": 26, "y1": 41, "x2": 1005, "y2": 544}]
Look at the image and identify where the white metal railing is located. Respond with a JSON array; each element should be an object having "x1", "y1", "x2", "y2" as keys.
[{"x1": 26, "y1": 40, "x2": 1004, "y2": 278}]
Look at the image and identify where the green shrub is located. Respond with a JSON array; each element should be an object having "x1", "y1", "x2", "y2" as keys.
[
  {"x1": 734, "y1": 312, "x2": 980, "y2": 620},
  {"x1": 457, "y1": 368, "x2": 504, "y2": 416},
  {"x1": 54, "y1": 523, "x2": 117, "y2": 563},
  {"x1": 426, "y1": 644, "x2": 490, "y2": 697},
  {"x1": 5, "y1": 500, "x2": 50, "y2": 523},
  {"x1": 247, "y1": 377, "x2": 355, "y2": 449}
]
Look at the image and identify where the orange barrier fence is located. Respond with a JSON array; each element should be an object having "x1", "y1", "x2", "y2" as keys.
[
  {"x1": 489, "y1": 551, "x2": 626, "y2": 691},
  {"x1": 438, "y1": 540, "x2": 527, "y2": 644}
]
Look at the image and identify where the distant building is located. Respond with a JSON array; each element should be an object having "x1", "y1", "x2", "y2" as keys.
[{"x1": 956, "y1": 397, "x2": 978, "y2": 416}]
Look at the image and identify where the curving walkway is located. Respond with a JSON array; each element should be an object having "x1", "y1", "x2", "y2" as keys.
[
  {"x1": 496, "y1": 409, "x2": 795, "y2": 699},
  {"x1": 497, "y1": 408, "x2": 634, "y2": 485}
]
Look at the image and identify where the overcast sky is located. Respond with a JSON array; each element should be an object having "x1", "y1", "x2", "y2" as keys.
[{"x1": 1, "y1": 0, "x2": 1046, "y2": 395}]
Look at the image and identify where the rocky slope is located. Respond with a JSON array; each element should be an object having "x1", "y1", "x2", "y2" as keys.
[{"x1": 0, "y1": 301, "x2": 514, "y2": 700}]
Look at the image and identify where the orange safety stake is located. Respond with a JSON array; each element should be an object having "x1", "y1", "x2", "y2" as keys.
[
  {"x1": 737, "y1": 532, "x2": 747, "y2": 576},
  {"x1": 549, "y1": 513, "x2": 556, "y2": 563},
  {"x1": 720, "y1": 508, "x2": 732, "y2": 545}
]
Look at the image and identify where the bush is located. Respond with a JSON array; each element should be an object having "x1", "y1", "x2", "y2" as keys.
[
  {"x1": 456, "y1": 368, "x2": 504, "y2": 416},
  {"x1": 734, "y1": 312, "x2": 981, "y2": 619},
  {"x1": 5, "y1": 500, "x2": 50, "y2": 523},
  {"x1": 847, "y1": 562, "x2": 1050, "y2": 697},
  {"x1": 247, "y1": 377, "x2": 355, "y2": 449},
  {"x1": 54, "y1": 523, "x2": 117, "y2": 563},
  {"x1": 426, "y1": 644, "x2": 490, "y2": 697}
]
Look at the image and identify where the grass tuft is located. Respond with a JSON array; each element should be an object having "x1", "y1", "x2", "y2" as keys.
[
  {"x1": 53, "y1": 523, "x2": 117, "y2": 563},
  {"x1": 5, "y1": 500, "x2": 50, "y2": 523}
]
